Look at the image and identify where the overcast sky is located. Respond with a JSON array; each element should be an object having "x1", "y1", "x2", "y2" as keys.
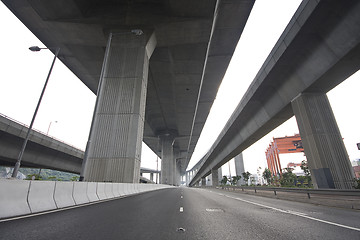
[{"x1": 1, "y1": 0, "x2": 359, "y2": 177}]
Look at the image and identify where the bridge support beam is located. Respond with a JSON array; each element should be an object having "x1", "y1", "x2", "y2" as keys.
[
  {"x1": 234, "y1": 153, "x2": 245, "y2": 186},
  {"x1": 83, "y1": 31, "x2": 156, "y2": 183},
  {"x1": 292, "y1": 92, "x2": 355, "y2": 189}
]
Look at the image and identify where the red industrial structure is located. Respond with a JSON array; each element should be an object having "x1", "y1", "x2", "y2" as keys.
[{"x1": 265, "y1": 134, "x2": 304, "y2": 176}]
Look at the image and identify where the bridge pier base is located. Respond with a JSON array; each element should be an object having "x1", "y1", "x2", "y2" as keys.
[
  {"x1": 83, "y1": 31, "x2": 156, "y2": 183},
  {"x1": 292, "y1": 92, "x2": 355, "y2": 189}
]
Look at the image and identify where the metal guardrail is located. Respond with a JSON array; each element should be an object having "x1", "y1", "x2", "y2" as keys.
[
  {"x1": 216, "y1": 185, "x2": 360, "y2": 198},
  {"x1": 0, "y1": 113, "x2": 84, "y2": 151}
]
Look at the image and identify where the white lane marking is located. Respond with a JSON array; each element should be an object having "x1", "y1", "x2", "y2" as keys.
[
  {"x1": 216, "y1": 193, "x2": 360, "y2": 232},
  {"x1": 181, "y1": 196, "x2": 183, "y2": 198},
  {"x1": 180, "y1": 207, "x2": 184, "y2": 212}
]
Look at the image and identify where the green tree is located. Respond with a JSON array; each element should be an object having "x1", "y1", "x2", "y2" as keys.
[
  {"x1": 262, "y1": 168, "x2": 272, "y2": 185},
  {"x1": 70, "y1": 176, "x2": 79, "y2": 181},
  {"x1": 300, "y1": 160, "x2": 312, "y2": 186},
  {"x1": 353, "y1": 178, "x2": 360, "y2": 189},
  {"x1": 26, "y1": 174, "x2": 42, "y2": 180},
  {"x1": 231, "y1": 175, "x2": 242, "y2": 186},
  {"x1": 242, "y1": 171, "x2": 251, "y2": 185},
  {"x1": 47, "y1": 176, "x2": 57, "y2": 181},
  {"x1": 300, "y1": 160, "x2": 310, "y2": 176},
  {"x1": 220, "y1": 176, "x2": 228, "y2": 185},
  {"x1": 280, "y1": 168, "x2": 297, "y2": 187}
]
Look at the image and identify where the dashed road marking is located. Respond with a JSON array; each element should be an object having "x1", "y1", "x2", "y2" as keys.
[{"x1": 180, "y1": 207, "x2": 184, "y2": 212}]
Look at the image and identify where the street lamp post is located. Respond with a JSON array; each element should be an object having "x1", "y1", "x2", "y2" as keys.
[
  {"x1": 11, "y1": 46, "x2": 60, "y2": 178},
  {"x1": 47, "y1": 120, "x2": 58, "y2": 135}
]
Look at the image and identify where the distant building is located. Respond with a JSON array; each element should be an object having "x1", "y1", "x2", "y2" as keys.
[
  {"x1": 0, "y1": 167, "x2": 26, "y2": 179},
  {"x1": 351, "y1": 159, "x2": 360, "y2": 166},
  {"x1": 248, "y1": 174, "x2": 264, "y2": 185},
  {"x1": 351, "y1": 159, "x2": 360, "y2": 178},
  {"x1": 287, "y1": 162, "x2": 305, "y2": 176},
  {"x1": 353, "y1": 166, "x2": 360, "y2": 179},
  {"x1": 265, "y1": 134, "x2": 304, "y2": 176}
]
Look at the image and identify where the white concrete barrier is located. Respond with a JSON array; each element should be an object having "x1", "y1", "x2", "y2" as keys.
[
  {"x1": 129, "y1": 184, "x2": 136, "y2": 195},
  {"x1": 0, "y1": 180, "x2": 31, "y2": 219},
  {"x1": 0, "y1": 180, "x2": 175, "y2": 220},
  {"x1": 87, "y1": 182, "x2": 99, "y2": 202},
  {"x1": 137, "y1": 184, "x2": 145, "y2": 193},
  {"x1": 123, "y1": 183, "x2": 131, "y2": 195},
  {"x1": 105, "y1": 183, "x2": 114, "y2": 199},
  {"x1": 28, "y1": 181, "x2": 57, "y2": 213},
  {"x1": 134, "y1": 184, "x2": 140, "y2": 194},
  {"x1": 97, "y1": 183, "x2": 107, "y2": 200},
  {"x1": 73, "y1": 182, "x2": 90, "y2": 205},
  {"x1": 54, "y1": 181, "x2": 75, "y2": 209},
  {"x1": 118, "y1": 183, "x2": 126, "y2": 196},
  {"x1": 112, "y1": 183, "x2": 120, "y2": 197}
]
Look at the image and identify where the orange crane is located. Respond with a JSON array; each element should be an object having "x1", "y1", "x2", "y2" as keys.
[{"x1": 265, "y1": 134, "x2": 303, "y2": 176}]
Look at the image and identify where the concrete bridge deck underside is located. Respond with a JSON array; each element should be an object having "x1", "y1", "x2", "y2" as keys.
[{"x1": 1, "y1": 0, "x2": 255, "y2": 176}]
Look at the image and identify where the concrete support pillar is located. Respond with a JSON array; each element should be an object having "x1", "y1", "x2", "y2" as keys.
[
  {"x1": 207, "y1": 174, "x2": 212, "y2": 186},
  {"x1": 150, "y1": 173, "x2": 154, "y2": 182},
  {"x1": 211, "y1": 168, "x2": 219, "y2": 186},
  {"x1": 83, "y1": 31, "x2": 156, "y2": 183},
  {"x1": 234, "y1": 153, "x2": 245, "y2": 185},
  {"x1": 173, "y1": 149, "x2": 180, "y2": 186},
  {"x1": 174, "y1": 161, "x2": 179, "y2": 186},
  {"x1": 161, "y1": 136, "x2": 175, "y2": 185},
  {"x1": 201, "y1": 177, "x2": 206, "y2": 186},
  {"x1": 188, "y1": 171, "x2": 192, "y2": 186},
  {"x1": 292, "y1": 92, "x2": 355, "y2": 189},
  {"x1": 218, "y1": 167, "x2": 223, "y2": 180},
  {"x1": 176, "y1": 163, "x2": 181, "y2": 186}
]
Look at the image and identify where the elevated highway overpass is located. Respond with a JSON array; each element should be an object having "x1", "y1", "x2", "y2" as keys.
[
  {"x1": 0, "y1": 113, "x2": 159, "y2": 183},
  {"x1": 189, "y1": 0, "x2": 360, "y2": 189},
  {"x1": 2, "y1": 0, "x2": 254, "y2": 184}
]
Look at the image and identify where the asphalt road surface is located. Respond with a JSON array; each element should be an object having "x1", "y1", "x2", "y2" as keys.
[{"x1": 0, "y1": 187, "x2": 359, "y2": 240}]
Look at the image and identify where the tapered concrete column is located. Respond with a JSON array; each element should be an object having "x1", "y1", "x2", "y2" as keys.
[
  {"x1": 174, "y1": 161, "x2": 180, "y2": 186},
  {"x1": 161, "y1": 136, "x2": 175, "y2": 185},
  {"x1": 234, "y1": 153, "x2": 245, "y2": 185},
  {"x1": 84, "y1": 31, "x2": 156, "y2": 183},
  {"x1": 207, "y1": 174, "x2": 213, "y2": 186},
  {"x1": 188, "y1": 172, "x2": 191, "y2": 186},
  {"x1": 176, "y1": 163, "x2": 181, "y2": 186},
  {"x1": 211, "y1": 168, "x2": 219, "y2": 186},
  {"x1": 150, "y1": 173, "x2": 154, "y2": 182},
  {"x1": 292, "y1": 92, "x2": 355, "y2": 189},
  {"x1": 173, "y1": 150, "x2": 180, "y2": 186},
  {"x1": 201, "y1": 177, "x2": 206, "y2": 186}
]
